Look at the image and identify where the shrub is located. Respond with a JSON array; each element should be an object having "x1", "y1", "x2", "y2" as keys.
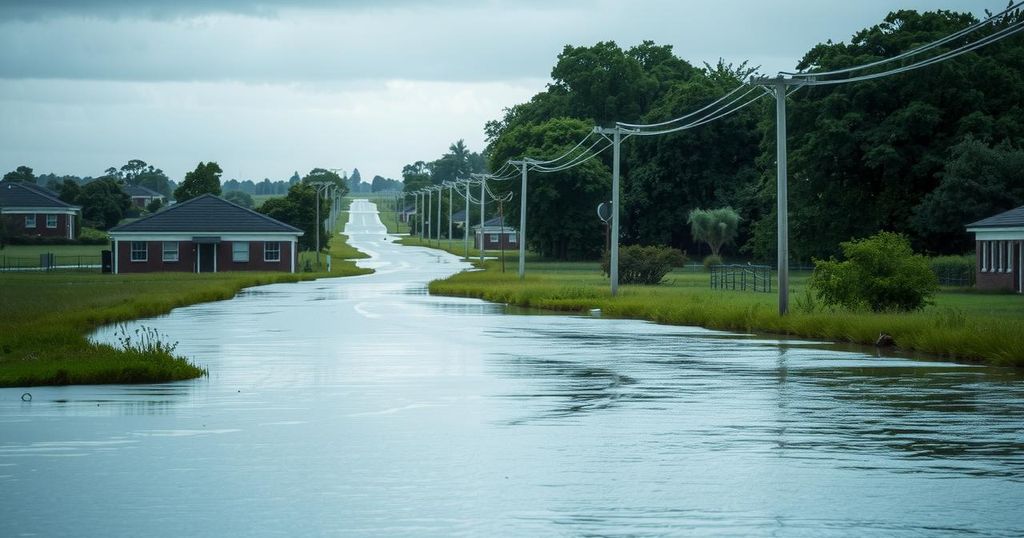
[
  {"x1": 78, "y1": 227, "x2": 110, "y2": 245},
  {"x1": 601, "y1": 245, "x2": 686, "y2": 285},
  {"x1": 930, "y1": 255, "x2": 975, "y2": 286},
  {"x1": 702, "y1": 254, "x2": 723, "y2": 271},
  {"x1": 809, "y1": 231, "x2": 939, "y2": 312}
]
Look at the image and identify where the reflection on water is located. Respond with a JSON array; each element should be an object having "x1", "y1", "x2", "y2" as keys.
[{"x1": 1, "y1": 200, "x2": 1022, "y2": 537}]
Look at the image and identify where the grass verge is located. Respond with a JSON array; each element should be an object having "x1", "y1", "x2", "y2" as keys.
[
  {"x1": 427, "y1": 258, "x2": 1024, "y2": 368},
  {"x1": 0, "y1": 217, "x2": 372, "y2": 388}
]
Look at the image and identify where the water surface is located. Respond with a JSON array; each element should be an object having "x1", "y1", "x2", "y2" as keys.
[{"x1": 1, "y1": 200, "x2": 1022, "y2": 537}]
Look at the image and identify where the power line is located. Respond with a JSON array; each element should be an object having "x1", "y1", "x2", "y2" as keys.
[{"x1": 782, "y1": 1, "x2": 1024, "y2": 80}]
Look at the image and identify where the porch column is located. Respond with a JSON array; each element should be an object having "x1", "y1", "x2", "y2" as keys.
[
  {"x1": 982, "y1": 241, "x2": 988, "y2": 272},
  {"x1": 113, "y1": 239, "x2": 118, "y2": 274}
]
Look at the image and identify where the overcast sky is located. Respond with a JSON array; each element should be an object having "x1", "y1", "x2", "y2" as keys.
[{"x1": 0, "y1": 0, "x2": 987, "y2": 183}]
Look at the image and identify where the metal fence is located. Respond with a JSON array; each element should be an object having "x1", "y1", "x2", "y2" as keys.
[
  {"x1": 0, "y1": 254, "x2": 102, "y2": 272},
  {"x1": 710, "y1": 264, "x2": 773, "y2": 292}
]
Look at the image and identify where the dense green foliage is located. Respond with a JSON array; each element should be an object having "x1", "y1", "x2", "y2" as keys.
[
  {"x1": 77, "y1": 177, "x2": 131, "y2": 229},
  {"x1": 810, "y1": 232, "x2": 939, "y2": 312},
  {"x1": 600, "y1": 244, "x2": 686, "y2": 285},
  {"x1": 223, "y1": 190, "x2": 254, "y2": 208},
  {"x1": 929, "y1": 254, "x2": 975, "y2": 286},
  {"x1": 477, "y1": 8, "x2": 1024, "y2": 263},
  {"x1": 174, "y1": 161, "x2": 223, "y2": 202},
  {"x1": 2, "y1": 165, "x2": 35, "y2": 182},
  {"x1": 257, "y1": 169, "x2": 345, "y2": 251}
]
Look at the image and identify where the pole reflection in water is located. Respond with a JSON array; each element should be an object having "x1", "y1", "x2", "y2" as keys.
[{"x1": 1, "y1": 200, "x2": 1022, "y2": 537}]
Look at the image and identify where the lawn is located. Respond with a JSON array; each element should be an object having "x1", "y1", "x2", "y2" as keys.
[
  {"x1": 416, "y1": 246, "x2": 1024, "y2": 367},
  {"x1": 0, "y1": 214, "x2": 372, "y2": 387}
]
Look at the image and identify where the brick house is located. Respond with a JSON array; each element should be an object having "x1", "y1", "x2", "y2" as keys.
[
  {"x1": 472, "y1": 216, "x2": 518, "y2": 250},
  {"x1": 966, "y1": 205, "x2": 1023, "y2": 293},
  {"x1": 0, "y1": 181, "x2": 80, "y2": 240},
  {"x1": 123, "y1": 185, "x2": 166, "y2": 208},
  {"x1": 108, "y1": 194, "x2": 302, "y2": 274}
]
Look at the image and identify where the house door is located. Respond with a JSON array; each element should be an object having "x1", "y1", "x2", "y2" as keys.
[{"x1": 198, "y1": 243, "x2": 216, "y2": 273}]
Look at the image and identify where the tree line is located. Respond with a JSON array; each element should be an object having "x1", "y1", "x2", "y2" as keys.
[{"x1": 471, "y1": 8, "x2": 1024, "y2": 261}]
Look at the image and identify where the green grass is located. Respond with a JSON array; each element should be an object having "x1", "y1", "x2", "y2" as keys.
[
  {"x1": 0, "y1": 217, "x2": 373, "y2": 387},
  {"x1": 427, "y1": 258, "x2": 1024, "y2": 367}
]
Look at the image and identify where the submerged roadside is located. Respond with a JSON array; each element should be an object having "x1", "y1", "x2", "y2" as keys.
[{"x1": 0, "y1": 214, "x2": 373, "y2": 388}]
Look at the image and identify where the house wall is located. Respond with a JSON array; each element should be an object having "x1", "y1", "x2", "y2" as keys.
[
  {"x1": 2, "y1": 213, "x2": 73, "y2": 239},
  {"x1": 474, "y1": 230, "x2": 518, "y2": 250},
  {"x1": 217, "y1": 240, "x2": 293, "y2": 272},
  {"x1": 975, "y1": 240, "x2": 1021, "y2": 292},
  {"x1": 116, "y1": 240, "x2": 196, "y2": 273},
  {"x1": 116, "y1": 239, "x2": 294, "y2": 273}
]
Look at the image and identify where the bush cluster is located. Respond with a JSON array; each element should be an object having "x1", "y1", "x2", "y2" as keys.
[
  {"x1": 810, "y1": 231, "x2": 939, "y2": 312},
  {"x1": 601, "y1": 245, "x2": 686, "y2": 285}
]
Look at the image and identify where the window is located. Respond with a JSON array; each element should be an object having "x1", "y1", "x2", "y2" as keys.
[
  {"x1": 232, "y1": 242, "x2": 250, "y2": 263},
  {"x1": 508, "y1": 233, "x2": 517, "y2": 244},
  {"x1": 25, "y1": 214, "x2": 36, "y2": 228},
  {"x1": 264, "y1": 242, "x2": 281, "y2": 262},
  {"x1": 131, "y1": 241, "x2": 148, "y2": 262},
  {"x1": 46, "y1": 214, "x2": 57, "y2": 228},
  {"x1": 161, "y1": 241, "x2": 178, "y2": 262},
  {"x1": 489, "y1": 234, "x2": 499, "y2": 243}
]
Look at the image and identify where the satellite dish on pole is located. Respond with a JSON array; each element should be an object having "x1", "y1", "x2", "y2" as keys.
[{"x1": 597, "y1": 201, "x2": 612, "y2": 223}]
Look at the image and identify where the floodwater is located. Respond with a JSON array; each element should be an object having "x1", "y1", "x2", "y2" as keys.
[{"x1": 1, "y1": 200, "x2": 1023, "y2": 537}]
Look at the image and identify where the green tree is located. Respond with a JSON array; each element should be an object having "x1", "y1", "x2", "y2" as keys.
[
  {"x1": 809, "y1": 231, "x2": 939, "y2": 312},
  {"x1": 687, "y1": 207, "x2": 741, "y2": 258},
  {"x1": 490, "y1": 118, "x2": 611, "y2": 260},
  {"x1": 57, "y1": 179, "x2": 81, "y2": 205},
  {"x1": 747, "y1": 8, "x2": 1024, "y2": 260},
  {"x1": 2, "y1": 165, "x2": 35, "y2": 183},
  {"x1": 174, "y1": 162, "x2": 223, "y2": 202},
  {"x1": 78, "y1": 177, "x2": 131, "y2": 229},
  {"x1": 911, "y1": 137, "x2": 1024, "y2": 253},
  {"x1": 258, "y1": 183, "x2": 328, "y2": 251},
  {"x1": 223, "y1": 190, "x2": 254, "y2": 209},
  {"x1": 146, "y1": 198, "x2": 164, "y2": 213},
  {"x1": 624, "y1": 63, "x2": 763, "y2": 254}
]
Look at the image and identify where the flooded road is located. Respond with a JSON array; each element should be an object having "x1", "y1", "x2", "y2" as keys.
[{"x1": 2, "y1": 199, "x2": 1023, "y2": 536}]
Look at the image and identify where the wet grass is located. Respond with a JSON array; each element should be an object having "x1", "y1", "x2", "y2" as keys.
[
  {"x1": 428, "y1": 258, "x2": 1024, "y2": 367},
  {"x1": 0, "y1": 217, "x2": 372, "y2": 388}
]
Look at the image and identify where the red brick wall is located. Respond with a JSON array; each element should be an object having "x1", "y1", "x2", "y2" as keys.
[
  {"x1": 218, "y1": 240, "x2": 292, "y2": 272},
  {"x1": 116, "y1": 240, "x2": 293, "y2": 273},
  {"x1": 475, "y1": 232, "x2": 518, "y2": 250},
  {"x1": 3, "y1": 213, "x2": 72, "y2": 239}
]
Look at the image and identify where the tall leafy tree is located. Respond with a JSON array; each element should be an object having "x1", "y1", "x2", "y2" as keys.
[
  {"x1": 747, "y1": 8, "x2": 1024, "y2": 260},
  {"x1": 2, "y1": 165, "x2": 35, "y2": 183},
  {"x1": 174, "y1": 161, "x2": 223, "y2": 202},
  {"x1": 78, "y1": 177, "x2": 130, "y2": 229},
  {"x1": 687, "y1": 207, "x2": 741, "y2": 257},
  {"x1": 490, "y1": 118, "x2": 611, "y2": 260},
  {"x1": 259, "y1": 182, "x2": 327, "y2": 250}
]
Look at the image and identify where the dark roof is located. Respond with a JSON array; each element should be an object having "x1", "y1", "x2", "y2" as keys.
[
  {"x1": 472, "y1": 216, "x2": 514, "y2": 229},
  {"x1": 966, "y1": 205, "x2": 1024, "y2": 228},
  {"x1": 452, "y1": 209, "x2": 466, "y2": 221},
  {"x1": 123, "y1": 185, "x2": 164, "y2": 198},
  {"x1": 110, "y1": 194, "x2": 302, "y2": 234},
  {"x1": 0, "y1": 181, "x2": 78, "y2": 209}
]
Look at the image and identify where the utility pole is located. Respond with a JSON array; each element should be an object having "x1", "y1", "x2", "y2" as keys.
[
  {"x1": 309, "y1": 181, "x2": 332, "y2": 270},
  {"x1": 752, "y1": 75, "x2": 800, "y2": 315},
  {"x1": 436, "y1": 185, "x2": 442, "y2": 247},
  {"x1": 426, "y1": 188, "x2": 432, "y2": 244},
  {"x1": 479, "y1": 176, "x2": 486, "y2": 263},
  {"x1": 463, "y1": 179, "x2": 470, "y2": 260},
  {"x1": 448, "y1": 183, "x2": 453, "y2": 249},
  {"x1": 594, "y1": 127, "x2": 624, "y2": 296},
  {"x1": 508, "y1": 160, "x2": 530, "y2": 279}
]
